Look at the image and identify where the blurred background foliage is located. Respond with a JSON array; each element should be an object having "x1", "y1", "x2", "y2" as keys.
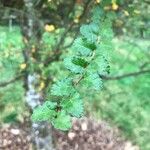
[{"x1": 0, "y1": 0, "x2": 150, "y2": 150}]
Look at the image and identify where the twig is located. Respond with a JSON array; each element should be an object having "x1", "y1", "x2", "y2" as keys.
[
  {"x1": 140, "y1": 62, "x2": 150, "y2": 70},
  {"x1": 43, "y1": 0, "x2": 93, "y2": 66},
  {"x1": 100, "y1": 69, "x2": 150, "y2": 80},
  {"x1": 0, "y1": 74, "x2": 23, "y2": 88}
]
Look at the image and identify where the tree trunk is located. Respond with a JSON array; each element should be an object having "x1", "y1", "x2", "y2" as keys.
[
  {"x1": 26, "y1": 75, "x2": 55, "y2": 150},
  {"x1": 22, "y1": 0, "x2": 55, "y2": 149}
]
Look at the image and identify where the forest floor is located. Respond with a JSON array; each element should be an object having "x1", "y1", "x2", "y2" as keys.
[{"x1": 0, "y1": 117, "x2": 139, "y2": 150}]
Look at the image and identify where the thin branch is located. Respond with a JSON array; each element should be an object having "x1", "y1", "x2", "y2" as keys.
[
  {"x1": 0, "y1": 74, "x2": 23, "y2": 88},
  {"x1": 63, "y1": 0, "x2": 94, "y2": 49},
  {"x1": 140, "y1": 62, "x2": 150, "y2": 70},
  {"x1": 43, "y1": 0, "x2": 93, "y2": 66},
  {"x1": 144, "y1": 0, "x2": 150, "y2": 4},
  {"x1": 100, "y1": 69, "x2": 150, "y2": 80},
  {"x1": 43, "y1": 21, "x2": 74, "y2": 66}
]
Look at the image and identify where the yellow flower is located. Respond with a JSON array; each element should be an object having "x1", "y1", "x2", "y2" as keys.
[
  {"x1": 39, "y1": 81, "x2": 45, "y2": 91},
  {"x1": 20, "y1": 63, "x2": 27, "y2": 70},
  {"x1": 95, "y1": 0, "x2": 101, "y2": 4},
  {"x1": 112, "y1": 2, "x2": 119, "y2": 10},
  {"x1": 74, "y1": 18, "x2": 79, "y2": 23},
  {"x1": 44, "y1": 24, "x2": 55, "y2": 32}
]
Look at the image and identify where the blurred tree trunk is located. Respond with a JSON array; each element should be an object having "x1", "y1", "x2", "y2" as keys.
[{"x1": 22, "y1": 0, "x2": 55, "y2": 150}]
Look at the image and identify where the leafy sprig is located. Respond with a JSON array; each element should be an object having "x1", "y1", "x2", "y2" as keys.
[{"x1": 32, "y1": 5, "x2": 113, "y2": 130}]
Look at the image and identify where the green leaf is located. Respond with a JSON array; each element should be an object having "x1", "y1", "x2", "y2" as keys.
[
  {"x1": 73, "y1": 38, "x2": 92, "y2": 56},
  {"x1": 96, "y1": 56, "x2": 110, "y2": 75},
  {"x1": 32, "y1": 101, "x2": 57, "y2": 121},
  {"x1": 92, "y1": 6, "x2": 104, "y2": 23},
  {"x1": 51, "y1": 78, "x2": 75, "y2": 96},
  {"x1": 52, "y1": 111, "x2": 72, "y2": 131},
  {"x1": 72, "y1": 57, "x2": 89, "y2": 68},
  {"x1": 64, "y1": 57, "x2": 85, "y2": 74},
  {"x1": 100, "y1": 19, "x2": 113, "y2": 40},
  {"x1": 82, "y1": 72, "x2": 103, "y2": 90},
  {"x1": 80, "y1": 23, "x2": 99, "y2": 42},
  {"x1": 97, "y1": 40, "x2": 113, "y2": 52},
  {"x1": 61, "y1": 93, "x2": 83, "y2": 118},
  {"x1": 82, "y1": 38, "x2": 97, "y2": 51},
  {"x1": 87, "y1": 55, "x2": 110, "y2": 75},
  {"x1": 44, "y1": 101, "x2": 57, "y2": 109}
]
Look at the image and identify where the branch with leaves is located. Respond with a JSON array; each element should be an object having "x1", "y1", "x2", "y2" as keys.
[
  {"x1": 1, "y1": 68, "x2": 149, "y2": 88},
  {"x1": 32, "y1": 5, "x2": 113, "y2": 130}
]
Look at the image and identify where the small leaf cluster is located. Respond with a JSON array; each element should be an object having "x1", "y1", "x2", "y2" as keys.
[{"x1": 32, "y1": 5, "x2": 113, "y2": 130}]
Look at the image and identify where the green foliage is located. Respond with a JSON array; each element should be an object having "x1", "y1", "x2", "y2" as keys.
[
  {"x1": 80, "y1": 23, "x2": 99, "y2": 43},
  {"x1": 0, "y1": 26, "x2": 26, "y2": 124},
  {"x1": 72, "y1": 38, "x2": 93, "y2": 56},
  {"x1": 60, "y1": 92, "x2": 83, "y2": 118},
  {"x1": 32, "y1": 5, "x2": 113, "y2": 130},
  {"x1": 81, "y1": 72, "x2": 103, "y2": 90},
  {"x1": 0, "y1": 26, "x2": 24, "y2": 81},
  {"x1": 109, "y1": 0, "x2": 150, "y2": 38},
  {"x1": 32, "y1": 101, "x2": 57, "y2": 121},
  {"x1": 0, "y1": 26, "x2": 23, "y2": 50},
  {"x1": 88, "y1": 37, "x2": 150, "y2": 150},
  {"x1": 3, "y1": 112, "x2": 18, "y2": 123},
  {"x1": 0, "y1": 1, "x2": 149, "y2": 149},
  {"x1": 0, "y1": 82, "x2": 26, "y2": 124},
  {"x1": 51, "y1": 78, "x2": 75, "y2": 96},
  {"x1": 51, "y1": 111, "x2": 72, "y2": 131},
  {"x1": 64, "y1": 57, "x2": 85, "y2": 74}
]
